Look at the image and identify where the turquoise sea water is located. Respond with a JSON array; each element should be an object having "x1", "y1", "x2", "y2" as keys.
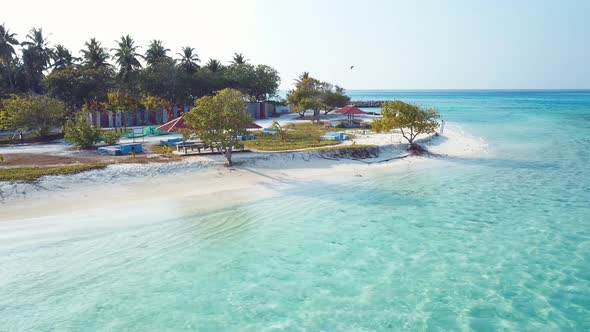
[{"x1": 1, "y1": 90, "x2": 590, "y2": 331}]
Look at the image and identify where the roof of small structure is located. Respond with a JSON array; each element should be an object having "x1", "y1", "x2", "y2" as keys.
[
  {"x1": 157, "y1": 116, "x2": 188, "y2": 132},
  {"x1": 338, "y1": 105, "x2": 367, "y2": 115},
  {"x1": 157, "y1": 116, "x2": 262, "y2": 132}
]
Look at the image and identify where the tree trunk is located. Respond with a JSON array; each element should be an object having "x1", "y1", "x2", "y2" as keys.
[
  {"x1": 224, "y1": 146, "x2": 233, "y2": 166},
  {"x1": 7, "y1": 72, "x2": 15, "y2": 91}
]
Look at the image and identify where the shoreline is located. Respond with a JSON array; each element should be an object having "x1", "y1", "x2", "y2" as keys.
[{"x1": 0, "y1": 124, "x2": 488, "y2": 222}]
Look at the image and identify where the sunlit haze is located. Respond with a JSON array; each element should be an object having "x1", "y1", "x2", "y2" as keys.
[{"x1": 2, "y1": 0, "x2": 589, "y2": 89}]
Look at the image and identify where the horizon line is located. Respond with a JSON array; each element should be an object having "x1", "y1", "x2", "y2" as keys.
[{"x1": 279, "y1": 88, "x2": 590, "y2": 92}]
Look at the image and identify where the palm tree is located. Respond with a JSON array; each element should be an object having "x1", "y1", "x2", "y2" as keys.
[
  {"x1": 20, "y1": 28, "x2": 51, "y2": 92},
  {"x1": 177, "y1": 46, "x2": 200, "y2": 73},
  {"x1": 0, "y1": 23, "x2": 19, "y2": 66},
  {"x1": 205, "y1": 59, "x2": 222, "y2": 73},
  {"x1": 113, "y1": 35, "x2": 142, "y2": 84},
  {"x1": 231, "y1": 52, "x2": 248, "y2": 65},
  {"x1": 0, "y1": 24, "x2": 20, "y2": 90},
  {"x1": 295, "y1": 71, "x2": 310, "y2": 83},
  {"x1": 51, "y1": 44, "x2": 77, "y2": 70},
  {"x1": 21, "y1": 27, "x2": 51, "y2": 69},
  {"x1": 145, "y1": 39, "x2": 171, "y2": 67},
  {"x1": 80, "y1": 38, "x2": 110, "y2": 68}
]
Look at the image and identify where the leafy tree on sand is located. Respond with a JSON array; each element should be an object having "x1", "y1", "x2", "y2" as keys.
[
  {"x1": 372, "y1": 100, "x2": 439, "y2": 152},
  {"x1": 321, "y1": 84, "x2": 350, "y2": 115},
  {"x1": 0, "y1": 94, "x2": 65, "y2": 136},
  {"x1": 251, "y1": 65, "x2": 280, "y2": 101},
  {"x1": 287, "y1": 74, "x2": 349, "y2": 120},
  {"x1": 64, "y1": 104, "x2": 102, "y2": 148},
  {"x1": 184, "y1": 88, "x2": 251, "y2": 166},
  {"x1": 287, "y1": 76, "x2": 323, "y2": 119}
]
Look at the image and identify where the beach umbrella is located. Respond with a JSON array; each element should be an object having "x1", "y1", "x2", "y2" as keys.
[
  {"x1": 337, "y1": 105, "x2": 367, "y2": 124},
  {"x1": 243, "y1": 122, "x2": 262, "y2": 129},
  {"x1": 157, "y1": 116, "x2": 188, "y2": 132}
]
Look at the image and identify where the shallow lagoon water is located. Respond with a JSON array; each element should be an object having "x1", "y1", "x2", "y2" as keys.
[{"x1": 1, "y1": 91, "x2": 589, "y2": 331}]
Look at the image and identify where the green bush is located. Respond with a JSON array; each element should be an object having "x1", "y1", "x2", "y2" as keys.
[
  {"x1": 64, "y1": 113, "x2": 101, "y2": 149},
  {"x1": 101, "y1": 131, "x2": 122, "y2": 145}
]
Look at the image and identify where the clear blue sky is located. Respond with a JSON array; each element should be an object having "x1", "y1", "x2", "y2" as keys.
[{"x1": 2, "y1": 0, "x2": 589, "y2": 89}]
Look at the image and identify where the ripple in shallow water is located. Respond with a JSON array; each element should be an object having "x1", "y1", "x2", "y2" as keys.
[{"x1": 1, "y1": 164, "x2": 589, "y2": 330}]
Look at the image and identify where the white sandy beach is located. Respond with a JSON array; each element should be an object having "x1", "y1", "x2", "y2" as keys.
[{"x1": 0, "y1": 123, "x2": 487, "y2": 223}]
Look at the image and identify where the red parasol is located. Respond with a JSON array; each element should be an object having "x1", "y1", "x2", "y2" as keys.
[{"x1": 338, "y1": 105, "x2": 367, "y2": 115}]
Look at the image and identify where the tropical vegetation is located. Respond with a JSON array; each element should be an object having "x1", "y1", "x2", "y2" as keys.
[
  {"x1": 287, "y1": 73, "x2": 350, "y2": 120},
  {"x1": 184, "y1": 88, "x2": 253, "y2": 165},
  {"x1": 372, "y1": 101, "x2": 440, "y2": 150},
  {"x1": 0, "y1": 163, "x2": 106, "y2": 183},
  {"x1": 0, "y1": 24, "x2": 282, "y2": 138},
  {"x1": 0, "y1": 94, "x2": 65, "y2": 136},
  {"x1": 244, "y1": 122, "x2": 340, "y2": 151},
  {"x1": 63, "y1": 109, "x2": 102, "y2": 148}
]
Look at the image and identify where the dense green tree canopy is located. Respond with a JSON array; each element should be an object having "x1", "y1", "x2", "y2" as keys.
[
  {"x1": 105, "y1": 89, "x2": 137, "y2": 112},
  {"x1": 141, "y1": 95, "x2": 169, "y2": 112},
  {"x1": 140, "y1": 59, "x2": 178, "y2": 101},
  {"x1": 184, "y1": 88, "x2": 251, "y2": 165},
  {"x1": 287, "y1": 74, "x2": 349, "y2": 119},
  {"x1": 0, "y1": 24, "x2": 281, "y2": 126},
  {"x1": 44, "y1": 65, "x2": 113, "y2": 113},
  {"x1": 0, "y1": 94, "x2": 65, "y2": 136},
  {"x1": 372, "y1": 100, "x2": 440, "y2": 148}
]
